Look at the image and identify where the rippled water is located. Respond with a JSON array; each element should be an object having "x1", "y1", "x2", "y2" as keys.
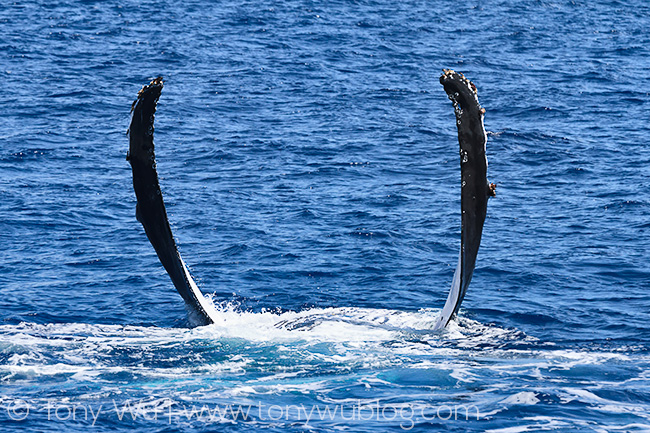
[{"x1": 1, "y1": 0, "x2": 649, "y2": 431}]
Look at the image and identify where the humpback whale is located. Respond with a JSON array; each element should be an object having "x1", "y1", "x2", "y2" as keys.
[{"x1": 127, "y1": 69, "x2": 493, "y2": 329}]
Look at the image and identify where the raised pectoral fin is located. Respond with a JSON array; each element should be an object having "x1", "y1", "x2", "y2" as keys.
[
  {"x1": 434, "y1": 70, "x2": 491, "y2": 329},
  {"x1": 128, "y1": 78, "x2": 213, "y2": 326}
]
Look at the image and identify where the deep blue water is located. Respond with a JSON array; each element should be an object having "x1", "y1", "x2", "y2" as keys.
[{"x1": 1, "y1": 0, "x2": 650, "y2": 431}]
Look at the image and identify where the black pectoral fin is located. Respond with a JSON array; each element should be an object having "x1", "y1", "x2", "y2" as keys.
[
  {"x1": 127, "y1": 78, "x2": 213, "y2": 326},
  {"x1": 434, "y1": 69, "x2": 492, "y2": 329}
]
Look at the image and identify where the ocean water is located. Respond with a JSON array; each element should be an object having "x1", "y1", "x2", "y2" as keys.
[{"x1": 1, "y1": 0, "x2": 649, "y2": 431}]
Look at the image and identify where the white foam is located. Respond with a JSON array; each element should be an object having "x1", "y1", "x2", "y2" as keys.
[
  {"x1": 190, "y1": 303, "x2": 442, "y2": 343},
  {"x1": 0, "y1": 305, "x2": 646, "y2": 392},
  {"x1": 501, "y1": 391, "x2": 540, "y2": 405}
]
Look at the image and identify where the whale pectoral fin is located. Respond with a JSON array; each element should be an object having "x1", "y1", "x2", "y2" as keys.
[
  {"x1": 434, "y1": 69, "x2": 492, "y2": 330},
  {"x1": 128, "y1": 78, "x2": 213, "y2": 326}
]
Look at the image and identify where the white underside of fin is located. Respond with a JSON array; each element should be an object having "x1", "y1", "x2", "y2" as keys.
[
  {"x1": 180, "y1": 257, "x2": 218, "y2": 324},
  {"x1": 432, "y1": 252, "x2": 461, "y2": 330}
]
